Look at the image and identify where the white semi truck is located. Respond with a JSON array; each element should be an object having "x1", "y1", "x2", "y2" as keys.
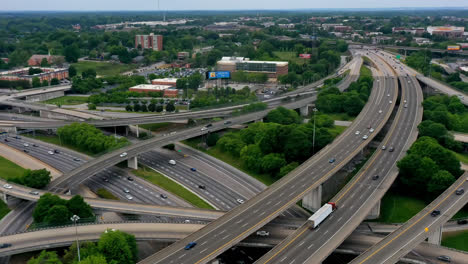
[{"x1": 308, "y1": 202, "x2": 337, "y2": 228}]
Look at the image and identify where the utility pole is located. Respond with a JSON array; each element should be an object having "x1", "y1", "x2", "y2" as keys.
[
  {"x1": 312, "y1": 108, "x2": 318, "y2": 154},
  {"x1": 70, "y1": 215, "x2": 81, "y2": 262}
]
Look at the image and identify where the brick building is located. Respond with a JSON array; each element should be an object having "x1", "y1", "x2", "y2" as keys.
[
  {"x1": 0, "y1": 67, "x2": 69, "y2": 83},
  {"x1": 151, "y1": 78, "x2": 178, "y2": 86},
  {"x1": 28, "y1": 55, "x2": 65, "y2": 66},
  {"x1": 135, "y1": 33, "x2": 163, "y2": 51}
]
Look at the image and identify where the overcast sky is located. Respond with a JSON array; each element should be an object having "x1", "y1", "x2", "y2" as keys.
[{"x1": 3, "y1": 0, "x2": 468, "y2": 11}]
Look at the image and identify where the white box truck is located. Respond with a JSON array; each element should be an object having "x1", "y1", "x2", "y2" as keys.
[{"x1": 308, "y1": 202, "x2": 337, "y2": 228}]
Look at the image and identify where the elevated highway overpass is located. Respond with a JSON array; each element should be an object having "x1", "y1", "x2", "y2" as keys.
[{"x1": 138, "y1": 51, "x2": 398, "y2": 264}]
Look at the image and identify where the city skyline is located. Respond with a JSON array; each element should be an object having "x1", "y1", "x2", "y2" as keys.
[{"x1": 3, "y1": 0, "x2": 468, "y2": 11}]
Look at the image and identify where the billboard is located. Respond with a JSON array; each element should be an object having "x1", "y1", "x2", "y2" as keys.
[
  {"x1": 207, "y1": 71, "x2": 231, "y2": 79},
  {"x1": 447, "y1": 45, "x2": 461, "y2": 51},
  {"x1": 299, "y1": 54, "x2": 311, "y2": 59}
]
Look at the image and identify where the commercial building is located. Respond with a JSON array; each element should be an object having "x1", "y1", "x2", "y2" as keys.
[
  {"x1": 151, "y1": 78, "x2": 178, "y2": 86},
  {"x1": 0, "y1": 67, "x2": 69, "y2": 83},
  {"x1": 129, "y1": 84, "x2": 177, "y2": 97},
  {"x1": 216, "y1": 57, "x2": 288, "y2": 79},
  {"x1": 28, "y1": 55, "x2": 65, "y2": 66},
  {"x1": 392, "y1": 27, "x2": 425, "y2": 35},
  {"x1": 427, "y1": 26, "x2": 465, "y2": 38},
  {"x1": 135, "y1": 33, "x2": 163, "y2": 51},
  {"x1": 333, "y1": 26, "x2": 353, "y2": 32},
  {"x1": 177, "y1": 52, "x2": 190, "y2": 60}
]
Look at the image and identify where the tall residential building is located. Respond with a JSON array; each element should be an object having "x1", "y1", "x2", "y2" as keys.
[{"x1": 135, "y1": 33, "x2": 163, "y2": 51}]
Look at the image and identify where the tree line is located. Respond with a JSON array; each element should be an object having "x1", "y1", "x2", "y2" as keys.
[
  {"x1": 57, "y1": 123, "x2": 129, "y2": 154},
  {"x1": 216, "y1": 107, "x2": 337, "y2": 179},
  {"x1": 190, "y1": 86, "x2": 256, "y2": 109},
  {"x1": 9, "y1": 169, "x2": 51, "y2": 189}
]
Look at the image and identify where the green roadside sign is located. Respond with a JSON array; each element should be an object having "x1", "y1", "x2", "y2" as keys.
[{"x1": 396, "y1": 55, "x2": 401, "y2": 59}]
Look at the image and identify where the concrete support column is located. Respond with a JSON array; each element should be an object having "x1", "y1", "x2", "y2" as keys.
[
  {"x1": 300, "y1": 105, "x2": 309, "y2": 117},
  {"x1": 427, "y1": 226, "x2": 442, "y2": 245},
  {"x1": 128, "y1": 156, "x2": 138, "y2": 170},
  {"x1": 136, "y1": 125, "x2": 139, "y2": 138},
  {"x1": 302, "y1": 185, "x2": 322, "y2": 212},
  {"x1": 2, "y1": 192, "x2": 7, "y2": 204},
  {"x1": 366, "y1": 200, "x2": 381, "y2": 220},
  {"x1": 125, "y1": 126, "x2": 129, "y2": 137}
]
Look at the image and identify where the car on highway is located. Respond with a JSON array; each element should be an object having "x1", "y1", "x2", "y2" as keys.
[
  {"x1": 369, "y1": 128, "x2": 374, "y2": 133},
  {"x1": 457, "y1": 219, "x2": 467, "y2": 225},
  {"x1": 382, "y1": 146, "x2": 386, "y2": 150},
  {"x1": 184, "y1": 242, "x2": 197, "y2": 250},
  {"x1": 160, "y1": 194, "x2": 168, "y2": 199},
  {"x1": 120, "y1": 152, "x2": 127, "y2": 157},
  {"x1": 3, "y1": 139, "x2": 8, "y2": 142},
  {"x1": 206, "y1": 124, "x2": 213, "y2": 127},
  {"x1": 32, "y1": 144, "x2": 38, "y2": 147},
  {"x1": 123, "y1": 188, "x2": 130, "y2": 193},
  {"x1": 3, "y1": 184, "x2": 12, "y2": 189},
  {"x1": 224, "y1": 120, "x2": 232, "y2": 125},
  {"x1": 256, "y1": 231, "x2": 270, "y2": 236},
  {"x1": 14, "y1": 136, "x2": 21, "y2": 139},
  {"x1": 198, "y1": 185, "x2": 206, "y2": 189},
  {"x1": 168, "y1": 160, "x2": 176, "y2": 165},
  {"x1": 389, "y1": 147, "x2": 394, "y2": 152},
  {"x1": 404, "y1": 104, "x2": 408, "y2": 108},
  {"x1": 378, "y1": 110, "x2": 383, "y2": 114},
  {"x1": 455, "y1": 188, "x2": 464, "y2": 195},
  {"x1": 125, "y1": 194, "x2": 133, "y2": 200},
  {"x1": 372, "y1": 175, "x2": 379, "y2": 180},
  {"x1": 23, "y1": 149, "x2": 29, "y2": 153},
  {"x1": 48, "y1": 151, "x2": 54, "y2": 155},
  {"x1": 190, "y1": 168, "x2": 197, "y2": 172},
  {"x1": 103, "y1": 177, "x2": 109, "y2": 182},
  {"x1": 127, "y1": 176, "x2": 134, "y2": 181},
  {"x1": 362, "y1": 135, "x2": 368, "y2": 140},
  {"x1": 201, "y1": 127, "x2": 207, "y2": 131},
  {"x1": 237, "y1": 198, "x2": 245, "y2": 204},
  {"x1": 355, "y1": 131, "x2": 360, "y2": 135},
  {"x1": 431, "y1": 210, "x2": 441, "y2": 217},
  {"x1": 387, "y1": 94, "x2": 390, "y2": 97},
  {"x1": 437, "y1": 255, "x2": 451, "y2": 262},
  {"x1": 54, "y1": 149, "x2": 60, "y2": 154},
  {"x1": 0, "y1": 243, "x2": 11, "y2": 249},
  {"x1": 329, "y1": 158, "x2": 336, "y2": 163},
  {"x1": 29, "y1": 191, "x2": 39, "y2": 195},
  {"x1": 23, "y1": 143, "x2": 29, "y2": 147},
  {"x1": 389, "y1": 100, "x2": 393, "y2": 104},
  {"x1": 73, "y1": 158, "x2": 81, "y2": 161}
]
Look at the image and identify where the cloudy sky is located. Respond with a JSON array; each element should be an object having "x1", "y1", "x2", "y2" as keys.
[{"x1": 3, "y1": 0, "x2": 468, "y2": 11}]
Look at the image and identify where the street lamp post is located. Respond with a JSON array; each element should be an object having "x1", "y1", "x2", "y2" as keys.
[
  {"x1": 70, "y1": 215, "x2": 81, "y2": 262},
  {"x1": 312, "y1": 108, "x2": 318, "y2": 154}
]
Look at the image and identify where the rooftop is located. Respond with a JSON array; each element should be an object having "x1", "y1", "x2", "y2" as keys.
[
  {"x1": 129, "y1": 84, "x2": 172, "y2": 91},
  {"x1": 218, "y1": 57, "x2": 288, "y2": 66},
  {"x1": 151, "y1": 78, "x2": 178, "y2": 83}
]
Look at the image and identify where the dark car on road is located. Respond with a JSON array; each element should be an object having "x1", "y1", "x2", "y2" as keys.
[
  {"x1": 127, "y1": 176, "x2": 134, "y2": 181},
  {"x1": 190, "y1": 168, "x2": 197, "y2": 172},
  {"x1": 457, "y1": 219, "x2": 467, "y2": 225},
  {"x1": 184, "y1": 242, "x2": 197, "y2": 250},
  {"x1": 431, "y1": 210, "x2": 441, "y2": 217},
  {"x1": 0, "y1": 243, "x2": 11, "y2": 249},
  {"x1": 198, "y1": 185, "x2": 206, "y2": 189}
]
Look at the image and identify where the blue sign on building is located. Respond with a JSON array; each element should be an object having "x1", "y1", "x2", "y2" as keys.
[{"x1": 207, "y1": 71, "x2": 231, "y2": 79}]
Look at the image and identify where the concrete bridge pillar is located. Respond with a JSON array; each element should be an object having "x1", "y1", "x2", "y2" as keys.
[
  {"x1": 366, "y1": 200, "x2": 381, "y2": 220},
  {"x1": 128, "y1": 156, "x2": 138, "y2": 170},
  {"x1": 427, "y1": 226, "x2": 442, "y2": 245},
  {"x1": 2, "y1": 192, "x2": 7, "y2": 204},
  {"x1": 136, "y1": 125, "x2": 139, "y2": 138},
  {"x1": 300, "y1": 105, "x2": 309, "y2": 117},
  {"x1": 302, "y1": 185, "x2": 322, "y2": 212}
]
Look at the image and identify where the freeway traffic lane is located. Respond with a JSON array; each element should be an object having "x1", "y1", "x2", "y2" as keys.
[
  {"x1": 255, "y1": 62, "x2": 422, "y2": 264},
  {"x1": 138, "y1": 52, "x2": 396, "y2": 264},
  {"x1": 350, "y1": 172, "x2": 468, "y2": 264}
]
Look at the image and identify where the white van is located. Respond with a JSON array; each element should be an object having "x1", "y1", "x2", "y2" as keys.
[{"x1": 168, "y1": 160, "x2": 176, "y2": 165}]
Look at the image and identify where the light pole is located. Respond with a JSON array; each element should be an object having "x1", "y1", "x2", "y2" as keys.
[
  {"x1": 312, "y1": 108, "x2": 318, "y2": 154},
  {"x1": 70, "y1": 215, "x2": 81, "y2": 262}
]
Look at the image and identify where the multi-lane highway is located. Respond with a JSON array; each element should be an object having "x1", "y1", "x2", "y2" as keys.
[
  {"x1": 138, "y1": 52, "x2": 399, "y2": 264},
  {"x1": 254, "y1": 50, "x2": 423, "y2": 264},
  {"x1": 1, "y1": 220, "x2": 467, "y2": 262},
  {"x1": 350, "y1": 172, "x2": 468, "y2": 264}
]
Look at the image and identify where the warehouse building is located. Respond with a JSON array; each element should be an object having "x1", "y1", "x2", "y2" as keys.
[
  {"x1": 129, "y1": 84, "x2": 178, "y2": 97},
  {"x1": 216, "y1": 57, "x2": 288, "y2": 78}
]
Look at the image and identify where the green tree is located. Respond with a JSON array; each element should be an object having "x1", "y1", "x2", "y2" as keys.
[
  {"x1": 64, "y1": 44, "x2": 81, "y2": 63},
  {"x1": 32, "y1": 77, "x2": 41, "y2": 88},
  {"x1": 81, "y1": 255, "x2": 108, "y2": 264},
  {"x1": 148, "y1": 102, "x2": 156, "y2": 112},
  {"x1": 50, "y1": 78, "x2": 59, "y2": 85},
  {"x1": 427, "y1": 170, "x2": 455, "y2": 195},
  {"x1": 69, "y1": 65, "x2": 77, "y2": 78},
  {"x1": 40, "y1": 58, "x2": 50, "y2": 67},
  {"x1": 240, "y1": 144, "x2": 263, "y2": 172},
  {"x1": 278, "y1": 162, "x2": 299, "y2": 178},
  {"x1": 22, "y1": 169, "x2": 51, "y2": 189},
  {"x1": 397, "y1": 154, "x2": 439, "y2": 195},
  {"x1": 265, "y1": 107, "x2": 301, "y2": 125},
  {"x1": 88, "y1": 103, "x2": 97, "y2": 110},
  {"x1": 166, "y1": 102, "x2": 175, "y2": 112},
  {"x1": 133, "y1": 102, "x2": 141, "y2": 112},
  {"x1": 82, "y1": 68, "x2": 97, "y2": 79},
  {"x1": 44, "y1": 205, "x2": 71, "y2": 225},
  {"x1": 28, "y1": 251, "x2": 62, "y2": 264},
  {"x1": 33, "y1": 193, "x2": 67, "y2": 223},
  {"x1": 98, "y1": 230, "x2": 137, "y2": 264},
  {"x1": 67, "y1": 195, "x2": 94, "y2": 219},
  {"x1": 125, "y1": 104, "x2": 133, "y2": 111},
  {"x1": 155, "y1": 104, "x2": 164, "y2": 112},
  {"x1": 261, "y1": 153, "x2": 287, "y2": 174},
  {"x1": 42, "y1": 79, "x2": 49, "y2": 87}
]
